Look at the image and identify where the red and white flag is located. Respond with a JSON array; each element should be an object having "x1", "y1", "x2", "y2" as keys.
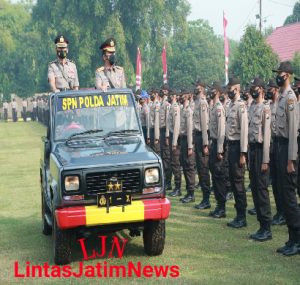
[
  {"x1": 161, "y1": 44, "x2": 168, "y2": 84},
  {"x1": 223, "y1": 11, "x2": 230, "y2": 84},
  {"x1": 135, "y1": 47, "x2": 142, "y2": 91}
]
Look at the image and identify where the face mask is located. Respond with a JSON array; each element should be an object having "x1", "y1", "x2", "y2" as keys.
[
  {"x1": 57, "y1": 50, "x2": 67, "y2": 59},
  {"x1": 167, "y1": 97, "x2": 172, "y2": 103},
  {"x1": 266, "y1": 91, "x2": 273, "y2": 100},
  {"x1": 159, "y1": 90, "x2": 164, "y2": 98},
  {"x1": 219, "y1": 95, "x2": 225, "y2": 102},
  {"x1": 210, "y1": 92, "x2": 217, "y2": 99},
  {"x1": 297, "y1": 87, "x2": 300, "y2": 95},
  {"x1": 251, "y1": 90, "x2": 259, "y2": 99},
  {"x1": 179, "y1": 98, "x2": 184, "y2": 105},
  {"x1": 228, "y1": 89, "x2": 236, "y2": 99},
  {"x1": 108, "y1": 54, "x2": 116, "y2": 65},
  {"x1": 276, "y1": 75, "x2": 286, "y2": 87},
  {"x1": 194, "y1": 89, "x2": 200, "y2": 95},
  {"x1": 242, "y1": 93, "x2": 249, "y2": 101},
  {"x1": 150, "y1": 95, "x2": 155, "y2": 101}
]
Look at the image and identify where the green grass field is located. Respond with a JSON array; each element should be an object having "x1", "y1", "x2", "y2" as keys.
[{"x1": 0, "y1": 121, "x2": 299, "y2": 285}]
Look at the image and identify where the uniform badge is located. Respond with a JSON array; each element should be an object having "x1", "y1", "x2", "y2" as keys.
[{"x1": 288, "y1": 98, "x2": 295, "y2": 111}]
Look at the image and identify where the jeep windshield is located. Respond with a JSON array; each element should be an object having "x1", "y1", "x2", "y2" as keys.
[{"x1": 54, "y1": 92, "x2": 140, "y2": 141}]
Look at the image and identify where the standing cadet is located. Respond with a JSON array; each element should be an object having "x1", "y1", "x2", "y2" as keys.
[
  {"x1": 168, "y1": 90, "x2": 182, "y2": 197},
  {"x1": 174, "y1": 90, "x2": 195, "y2": 203},
  {"x1": 272, "y1": 62, "x2": 300, "y2": 256},
  {"x1": 226, "y1": 77, "x2": 248, "y2": 228},
  {"x1": 139, "y1": 90, "x2": 150, "y2": 141},
  {"x1": 22, "y1": 98, "x2": 27, "y2": 122},
  {"x1": 266, "y1": 79, "x2": 285, "y2": 225},
  {"x1": 193, "y1": 80, "x2": 211, "y2": 209},
  {"x1": 11, "y1": 98, "x2": 18, "y2": 122},
  {"x1": 248, "y1": 78, "x2": 272, "y2": 241},
  {"x1": 32, "y1": 98, "x2": 37, "y2": 121},
  {"x1": 207, "y1": 82, "x2": 227, "y2": 218},
  {"x1": 294, "y1": 76, "x2": 300, "y2": 202},
  {"x1": 149, "y1": 89, "x2": 161, "y2": 154},
  {"x1": 3, "y1": 100, "x2": 8, "y2": 121},
  {"x1": 159, "y1": 85, "x2": 172, "y2": 190},
  {"x1": 48, "y1": 35, "x2": 79, "y2": 92},
  {"x1": 95, "y1": 38, "x2": 126, "y2": 90}
]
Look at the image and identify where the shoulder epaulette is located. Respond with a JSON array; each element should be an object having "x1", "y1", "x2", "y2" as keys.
[{"x1": 96, "y1": 66, "x2": 105, "y2": 72}]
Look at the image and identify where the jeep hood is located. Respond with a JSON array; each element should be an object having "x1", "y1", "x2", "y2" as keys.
[{"x1": 53, "y1": 136, "x2": 159, "y2": 168}]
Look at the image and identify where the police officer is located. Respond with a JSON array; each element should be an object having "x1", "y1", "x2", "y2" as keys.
[
  {"x1": 168, "y1": 90, "x2": 182, "y2": 197},
  {"x1": 266, "y1": 79, "x2": 285, "y2": 225},
  {"x1": 139, "y1": 90, "x2": 150, "y2": 141},
  {"x1": 247, "y1": 78, "x2": 272, "y2": 241},
  {"x1": 11, "y1": 98, "x2": 18, "y2": 122},
  {"x1": 175, "y1": 90, "x2": 195, "y2": 203},
  {"x1": 149, "y1": 89, "x2": 161, "y2": 154},
  {"x1": 294, "y1": 76, "x2": 300, "y2": 202},
  {"x1": 22, "y1": 98, "x2": 27, "y2": 122},
  {"x1": 226, "y1": 77, "x2": 248, "y2": 228},
  {"x1": 3, "y1": 100, "x2": 8, "y2": 121},
  {"x1": 95, "y1": 38, "x2": 126, "y2": 90},
  {"x1": 272, "y1": 62, "x2": 300, "y2": 256},
  {"x1": 48, "y1": 35, "x2": 79, "y2": 93},
  {"x1": 32, "y1": 98, "x2": 37, "y2": 121},
  {"x1": 193, "y1": 80, "x2": 211, "y2": 209},
  {"x1": 207, "y1": 82, "x2": 227, "y2": 218},
  {"x1": 159, "y1": 84, "x2": 172, "y2": 190}
]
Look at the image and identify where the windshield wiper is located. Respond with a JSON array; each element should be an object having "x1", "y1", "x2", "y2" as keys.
[
  {"x1": 105, "y1": 129, "x2": 140, "y2": 137},
  {"x1": 66, "y1": 129, "x2": 104, "y2": 143}
]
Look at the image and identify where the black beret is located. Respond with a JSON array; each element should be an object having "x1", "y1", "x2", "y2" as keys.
[
  {"x1": 99, "y1": 38, "x2": 116, "y2": 52},
  {"x1": 227, "y1": 77, "x2": 240, "y2": 87},
  {"x1": 208, "y1": 81, "x2": 222, "y2": 92},
  {"x1": 272, "y1": 61, "x2": 293, "y2": 74},
  {"x1": 266, "y1": 78, "x2": 278, "y2": 89},
  {"x1": 250, "y1": 77, "x2": 265, "y2": 88},
  {"x1": 54, "y1": 35, "x2": 69, "y2": 47}
]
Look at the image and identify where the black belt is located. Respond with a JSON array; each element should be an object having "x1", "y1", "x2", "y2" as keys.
[
  {"x1": 59, "y1": 88, "x2": 70, "y2": 91},
  {"x1": 160, "y1": 127, "x2": 166, "y2": 131},
  {"x1": 274, "y1": 136, "x2": 288, "y2": 144},
  {"x1": 194, "y1": 130, "x2": 202, "y2": 135},
  {"x1": 227, "y1": 140, "x2": 240, "y2": 145}
]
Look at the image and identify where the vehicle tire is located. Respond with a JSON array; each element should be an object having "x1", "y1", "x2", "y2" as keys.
[
  {"x1": 52, "y1": 210, "x2": 71, "y2": 265},
  {"x1": 143, "y1": 220, "x2": 165, "y2": 256},
  {"x1": 41, "y1": 192, "x2": 52, "y2": 235}
]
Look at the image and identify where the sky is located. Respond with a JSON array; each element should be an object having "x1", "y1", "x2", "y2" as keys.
[{"x1": 187, "y1": 0, "x2": 297, "y2": 40}]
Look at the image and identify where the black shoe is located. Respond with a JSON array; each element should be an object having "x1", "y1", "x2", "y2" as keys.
[
  {"x1": 226, "y1": 192, "x2": 233, "y2": 200},
  {"x1": 248, "y1": 207, "x2": 257, "y2": 216},
  {"x1": 194, "y1": 200, "x2": 211, "y2": 209},
  {"x1": 281, "y1": 242, "x2": 300, "y2": 256},
  {"x1": 209, "y1": 208, "x2": 226, "y2": 218},
  {"x1": 272, "y1": 214, "x2": 286, "y2": 225},
  {"x1": 227, "y1": 217, "x2": 247, "y2": 228},
  {"x1": 276, "y1": 240, "x2": 293, "y2": 253},
  {"x1": 179, "y1": 193, "x2": 189, "y2": 202},
  {"x1": 249, "y1": 228, "x2": 272, "y2": 242},
  {"x1": 169, "y1": 189, "x2": 181, "y2": 197},
  {"x1": 181, "y1": 194, "x2": 195, "y2": 203}
]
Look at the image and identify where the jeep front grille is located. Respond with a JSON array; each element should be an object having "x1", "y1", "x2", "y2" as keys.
[{"x1": 85, "y1": 169, "x2": 141, "y2": 194}]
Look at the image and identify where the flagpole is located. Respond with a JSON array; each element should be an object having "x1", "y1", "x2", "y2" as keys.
[
  {"x1": 135, "y1": 47, "x2": 142, "y2": 91},
  {"x1": 223, "y1": 11, "x2": 229, "y2": 85}
]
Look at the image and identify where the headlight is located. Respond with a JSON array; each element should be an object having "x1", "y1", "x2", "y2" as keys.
[
  {"x1": 64, "y1": 176, "x2": 80, "y2": 191},
  {"x1": 145, "y1": 168, "x2": 159, "y2": 184}
]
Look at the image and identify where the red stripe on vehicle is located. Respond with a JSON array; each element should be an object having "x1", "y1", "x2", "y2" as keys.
[
  {"x1": 143, "y1": 198, "x2": 171, "y2": 220},
  {"x1": 56, "y1": 207, "x2": 86, "y2": 229}
]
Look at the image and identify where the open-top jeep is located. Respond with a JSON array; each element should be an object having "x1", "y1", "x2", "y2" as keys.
[{"x1": 40, "y1": 89, "x2": 170, "y2": 265}]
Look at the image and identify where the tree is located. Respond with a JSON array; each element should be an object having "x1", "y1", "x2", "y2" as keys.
[
  {"x1": 292, "y1": 52, "x2": 300, "y2": 77},
  {"x1": 231, "y1": 25, "x2": 279, "y2": 86},
  {"x1": 284, "y1": 1, "x2": 300, "y2": 25},
  {"x1": 168, "y1": 20, "x2": 225, "y2": 89}
]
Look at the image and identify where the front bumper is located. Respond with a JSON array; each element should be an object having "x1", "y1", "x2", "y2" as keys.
[{"x1": 55, "y1": 198, "x2": 170, "y2": 229}]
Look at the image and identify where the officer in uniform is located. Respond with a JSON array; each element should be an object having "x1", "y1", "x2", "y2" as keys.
[
  {"x1": 294, "y1": 76, "x2": 300, "y2": 201},
  {"x1": 175, "y1": 90, "x2": 195, "y2": 203},
  {"x1": 193, "y1": 80, "x2": 211, "y2": 209},
  {"x1": 95, "y1": 38, "x2": 126, "y2": 90},
  {"x1": 273, "y1": 62, "x2": 300, "y2": 256},
  {"x1": 168, "y1": 90, "x2": 182, "y2": 197},
  {"x1": 11, "y1": 98, "x2": 18, "y2": 122},
  {"x1": 48, "y1": 35, "x2": 79, "y2": 92},
  {"x1": 248, "y1": 78, "x2": 272, "y2": 241},
  {"x1": 226, "y1": 77, "x2": 248, "y2": 228},
  {"x1": 139, "y1": 90, "x2": 150, "y2": 141},
  {"x1": 149, "y1": 89, "x2": 161, "y2": 154},
  {"x1": 22, "y1": 98, "x2": 27, "y2": 122},
  {"x1": 266, "y1": 79, "x2": 285, "y2": 225},
  {"x1": 32, "y1": 98, "x2": 37, "y2": 121},
  {"x1": 159, "y1": 84, "x2": 172, "y2": 190},
  {"x1": 207, "y1": 82, "x2": 227, "y2": 218},
  {"x1": 3, "y1": 100, "x2": 8, "y2": 121}
]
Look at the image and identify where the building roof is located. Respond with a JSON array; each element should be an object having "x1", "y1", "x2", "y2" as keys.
[{"x1": 266, "y1": 22, "x2": 300, "y2": 61}]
